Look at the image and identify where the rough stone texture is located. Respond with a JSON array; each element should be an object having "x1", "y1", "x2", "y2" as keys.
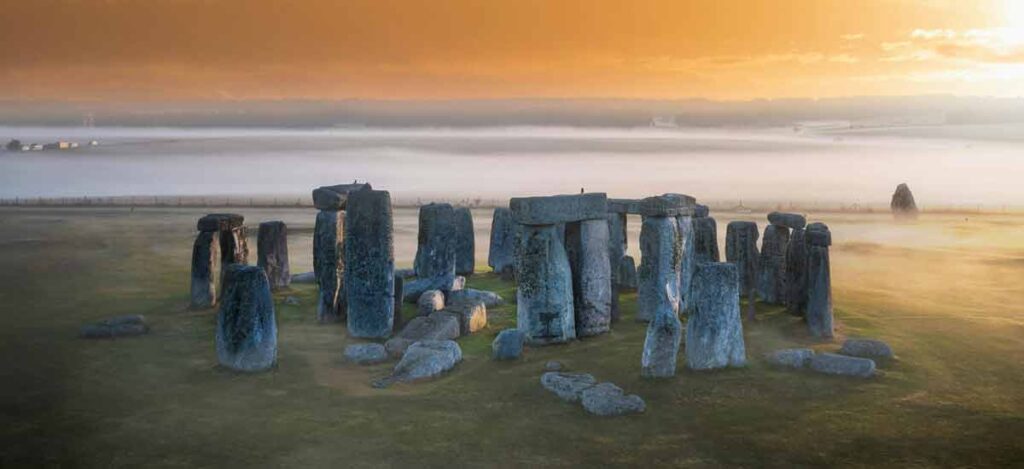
[
  {"x1": 510, "y1": 193, "x2": 608, "y2": 225},
  {"x1": 393, "y1": 276, "x2": 405, "y2": 333},
  {"x1": 678, "y1": 215, "x2": 696, "y2": 313},
  {"x1": 890, "y1": 183, "x2": 919, "y2": 218},
  {"x1": 344, "y1": 343, "x2": 388, "y2": 365},
  {"x1": 694, "y1": 204, "x2": 710, "y2": 218},
  {"x1": 314, "y1": 210, "x2": 346, "y2": 323},
  {"x1": 345, "y1": 188, "x2": 395, "y2": 339},
  {"x1": 580, "y1": 383, "x2": 646, "y2": 417},
  {"x1": 767, "y1": 212, "x2": 807, "y2": 229},
  {"x1": 381, "y1": 340, "x2": 462, "y2": 386},
  {"x1": 312, "y1": 182, "x2": 371, "y2": 210},
  {"x1": 692, "y1": 217, "x2": 720, "y2": 265},
  {"x1": 291, "y1": 271, "x2": 315, "y2": 284},
  {"x1": 439, "y1": 300, "x2": 487, "y2": 335},
  {"x1": 516, "y1": 224, "x2": 576, "y2": 344},
  {"x1": 488, "y1": 208, "x2": 516, "y2": 275},
  {"x1": 607, "y1": 198, "x2": 642, "y2": 214},
  {"x1": 785, "y1": 228, "x2": 809, "y2": 316},
  {"x1": 810, "y1": 353, "x2": 876, "y2": 378},
  {"x1": 541, "y1": 372, "x2": 597, "y2": 402},
  {"x1": 402, "y1": 275, "x2": 465, "y2": 303},
  {"x1": 216, "y1": 265, "x2": 277, "y2": 372},
  {"x1": 197, "y1": 213, "x2": 244, "y2": 232},
  {"x1": 641, "y1": 300, "x2": 683, "y2": 378},
  {"x1": 757, "y1": 224, "x2": 790, "y2": 305},
  {"x1": 638, "y1": 193, "x2": 696, "y2": 217},
  {"x1": 764, "y1": 348, "x2": 815, "y2": 369},
  {"x1": 394, "y1": 268, "x2": 416, "y2": 279},
  {"x1": 492, "y1": 328, "x2": 525, "y2": 360},
  {"x1": 806, "y1": 223, "x2": 835, "y2": 339},
  {"x1": 384, "y1": 314, "x2": 461, "y2": 358},
  {"x1": 725, "y1": 221, "x2": 760, "y2": 318},
  {"x1": 190, "y1": 230, "x2": 221, "y2": 309},
  {"x1": 452, "y1": 207, "x2": 475, "y2": 276},
  {"x1": 414, "y1": 203, "x2": 457, "y2": 285},
  {"x1": 564, "y1": 219, "x2": 612, "y2": 337},
  {"x1": 447, "y1": 288, "x2": 504, "y2": 308},
  {"x1": 637, "y1": 216, "x2": 681, "y2": 322},
  {"x1": 257, "y1": 221, "x2": 290, "y2": 290},
  {"x1": 219, "y1": 226, "x2": 250, "y2": 269},
  {"x1": 79, "y1": 315, "x2": 149, "y2": 339},
  {"x1": 839, "y1": 338, "x2": 894, "y2": 360},
  {"x1": 417, "y1": 290, "x2": 445, "y2": 317},
  {"x1": 618, "y1": 255, "x2": 638, "y2": 291},
  {"x1": 606, "y1": 212, "x2": 628, "y2": 322},
  {"x1": 686, "y1": 263, "x2": 746, "y2": 370}
]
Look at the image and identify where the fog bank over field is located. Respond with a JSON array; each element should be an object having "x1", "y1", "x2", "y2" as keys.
[{"x1": 1, "y1": 123, "x2": 1023, "y2": 208}]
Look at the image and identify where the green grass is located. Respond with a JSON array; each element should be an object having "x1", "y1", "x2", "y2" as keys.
[{"x1": 0, "y1": 207, "x2": 1023, "y2": 467}]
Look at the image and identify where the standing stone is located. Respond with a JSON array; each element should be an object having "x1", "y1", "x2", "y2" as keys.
[
  {"x1": 757, "y1": 224, "x2": 790, "y2": 305},
  {"x1": 564, "y1": 219, "x2": 612, "y2": 337},
  {"x1": 606, "y1": 212, "x2": 627, "y2": 322},
  {"x1": 890, "y1": 183, "x2": 919, "y2": 218},
  {"x1": 785, "y1": 227, "x2": 809, "y2": 316},
  {"x1": 190, "y1": 230, "x2": 221, "y2": 309},
  {"x1": 640, "y1": 286, "x2": 682, "y2": 378},
  {"x1": 257, "y1": 221, "x2": 290, "y2": 290},
  {"x1": 692, "y1": 217, "x2": 720, "y2": 265},
  {"x1": 725, "y1": 221, "x2": 759, "y2": 320},
  {"x1": 454, "y1": 207, "x2": 475, "y2": 276},
  {"x1": 393, "y1": 276, "x2": 404, "y2": 333},
  {"x1": 414, "y1": 203, "x2": 457, "y2": 283},
  {"x1": 806, "y1": 223, "x2": 834, "y2": 339},
  {"x1": 220, "y1": 226, "x2": 249, "y2": 268},
  {"x1": 686, "y1": 262, "x2": 746, "y2": 370},
  {"x1": 694, "y1": 204, "x2": 710, "y2": 218},
  {"x1": 516, "y1": 224, "x2": 575, "y2": 344},
  {"x1": 488, "y1": 208, "x2": 516, "y2": 276},
  {"x1": 345, "y1": 189, "x2": 394, "y2": 339},
  {"x1": 637, "y1": 216, "x2": 681, "y2": 322},
  {"x1": 216, "y1": 265, "x2": 277, "y2": 372},
  {"x1": 313, "y1": 183, "x2": 372, "y2": 210},
  {"x1": 314, "y1": 210, "x2": 345, "y2": 323},
  {"x1": 618, "y1": 255, "x2": 638, "y2": 291},
  {"x1": 677, "y1": 214, "x2": 696, "y2": 313}
]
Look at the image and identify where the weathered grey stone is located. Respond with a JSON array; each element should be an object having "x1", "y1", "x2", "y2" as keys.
[
  {"x1": 757, "y1": 224, "x2": 790, "y2": 305},
  {"x1": 216, "y1": 265, "x2": 277, "y2": 372},
  {"x1": 454, "y1": 207, "x2": 475, "y2": 276},
  {"x1": 190, "y1": 230, "x2": 221, "y2": 309},
  {"x1": 785, "y1": 228, "x2": 809, "y2": 316},
  {"x1": 767, "y1": 212, "x2": 807, "y2": 229},
  {"x1": 544, "y1": 360, "x2": 563, "y2": 371},
  {"x1": 806, "y1": 223, "x2": 834, "y2": 339},
  {"x1": 764, "y1": 348, "x2": 814, "y2": 369},
  {"x1": 257, "y1": 221, "x2": 290, "y2": 290},
  {"x1": 394, "y1": 268, "x2": 416, "y2": 279},
  {"x1": 345, "y1": 188, "x2": 395, "y2": 339},
  {"x1": 196, "y1": 213, "x2": 243, "y2": 232},
  {"x1": 606, "y1": 212, "x2": 628, "y2": 322},
  {"x1": 692, "y1": 217, "x2": 720, "y2": 265},
  {"x1": 641, "y1": 298, "x2": 682, "y2": 378},
  {"x1": 447, "y1": 288, "x2": 504, "y2": 307},
  {"x1": 414, "y1": 203, "x2": 457, "y2": 284},
  {"x1": 438, "y1": 300, "x2": 487, "y2": 335},
  {"x1": 488, "y1": 208, "x2": 516, "y2": 275},
  {"x1": 510, "y1": 193, "x2": 608, "y2": 225},
  {"x1": 492, "y1": 328, "x2": 525, "y2": 360},
  {"x1": 540, "y1": 372, "x2": 597, "y2": 402},
  {"x1": 694, "y1": 204, "x2": 710, "y2": 218},
  {"x1": 384, "y1": 314, "x2": 460, "y2": 358},
  {"x1": 402, "y1": 275, "x2": 465, "y2": 303},
  {"x1": 678, "y1": 215, "x2": 696, "y2": 313},
  {"x1": 890, "y1": 182, "x2": 918, "y2": 218},
  {"x1": 79, "y1": 315, "x2": 149, "y2": 339},
  {"x1": 637, "y1": 216, "x2": 681, "y2": 322},
  {"x1": 393, "y1": 276, "x2": 404, "y2": 333},
  {"x1": 379, "y1": 340, "x2": 462, "y2": 387},
  {"x1": 809, "y1": 353, "x2": 876, "y2": 378},
  {"x1": 725, "y1": 221, "x2": 759, "y2": 319},
  {"x1": 839, "y1": 338, "x2": 894, "y2": 360},
  {"x1": 607, "y1": 198, "x2": 642, "y2": 214},
  {"x1": 618, "y1": 255, "x2": 638, "y2": 291},
  {"x1": 219, "y1": 226, "x2": 249, "y2": 268},
  {"x1": 686, "y1": 263, "x2": 746, "y2": 370},
  {"x1": 344, "y1": 343, "x2": 388, "y2": 365},
  {"x1": 291, "y1": 271, "x2": 315, "y2": 284},
  {"x1": 516, "y1": 224, "x2": 576, "y2": 344},
  {"x1": 638, "y1": 193, "x2": 696, "y2": 217},
  {"x1": 564, "y1": 219, "x2": 612, "y2": 337},
  {"x1": 312, "y1": 183, "x2": 371, "y2": 210},
  {"x1": 580, "y1": 383, "x2": 646, "y2": 417},
  {"x1": 417, "y1": 290, "x2": 445, "y2": 316},
  {"x1": 314, "y1": 210, "x2": 345, "y2": 323}
]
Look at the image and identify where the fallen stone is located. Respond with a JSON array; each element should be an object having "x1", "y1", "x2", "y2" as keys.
[
  {"x1": 510, "y1": 193, "x2": 608, "y2": 225},
  {"x1": 544, "y1": 360, "x2": 563, "y2": 371},
  {"x1": 809, "y1": 353, "x2": 876, "y2": 378},
  {"x1": 291, "y1": 271, "x2": 315, "y2": 284},
  {"x1": 491, "y1": 328, "x2": 525, "y2": 360},
  {"x1": 638, "y1": 193, "x2": 696, "y2": 217},
  {"x1": 385, "y1": 314, "x2": 460, "y2": 358},
  {"x1": 190, "y1": 230, "x2": 221, "y2": 309},
  {"x1": 890, "y1": 183, "x2": 919, "y2": 218},
  {"x1": 257, "y1": 221, "x2": 290, "y2": 290},
  {"x1": 757, "y1": 224, "x2": 790, "y2": 305},
  {"x1": 314, "y1": 209, "x2": 345, "y2": 323},
  {"x1": 79, "y1": 315, "x2": 149, "y2": 339},
  {"x1": 839, "y1": 339, "x2": 894, "y2": 360},
  {"x1": 414, "y1": 203, "x2": 457, "y2": 281},
  {"x1": 312, "y1": 183, "x2": 371, "y2": 210},
  {"x1": 196, "y1": 213, "x2": 243, "y2": 232},
  {"x1": 345, "y1": 188, "x2": 395, "y2": 339},
  {"x1": 686, "y1": 263, "x2": 746, "y2": 370},
  {"x1": 216, "y1": 265, "x2": 277, "y2": 372},
  {"x1": 618, "y1": 255, "x2": 638, "y2": 291},
  {"x1": 764, "y1": 348, "x2": 815, "y2": 369},
  {"x1": 402, "y1": 275, "x2": 464, "y2": 303},
  {"x1": 580, "y1": 383, "x2": 646, "y2": 417},
  {"x1": 637, "y1": 216, "x2": 681, "y2": 322},
  {"x1": 516, "y1": 224, "x2": 576, "y2": 344},
  {"x1": 344, "y1": 343, "x2": 389, "y2": 365},
  {"x1": 446, "y1": 288, "x2": 504, "y2": 307},
  {"x1": 394, "y1": 268, "x2": 416, "y2": 279},
  {"x1": 438, "y1": 300, "x2": 487, "y2": 335},
  {"x1": 488, "y1": 207, "x2": 516, "y2": 275},
  {"x1": 378, "y1": 340, "x2": 462, "y2": 387},
  {"x1": 564, "y1": 219, "x2": 612, "y2": 337},
  {"x1": 418, "y1": 290, "x2": 445, "y2": 316},
  {"x1": 641, "y1": 302, "x2": 683, "y2": 378},
  {"x1": 540, "y1": 372, "x2": 597, "y2": 402},
  {"x1": 767, "y1": 211, "x2": 807, "y2": 229},
  {"x1": 454, "y1": 207, "x2": 475, "y2": 276}
]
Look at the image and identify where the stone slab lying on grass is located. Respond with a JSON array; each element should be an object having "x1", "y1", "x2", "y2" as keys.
[
  {"x1": 385, "y1": 315, "x2": 460, "y2": 358},
  {"x1": 447, "y1": 288, "x2": 504, "y2": 307},
  {"x1": 402, "y1": 275, "x2": 465, "y2": 303},
  {"x1": 79, "y1": 315, "x2": 149, "y2": 339},
  {"x1": 438, "y1": 301, "x2": 487, "y2": 335},
  {"x1": 764, "y1": 348, "x2": 815, "y2": 369},
  {"x1": 417, "y1": 290, "x2": 445, "y2": 316},
  {"x1": 344, "y1": 343, "x2": 388, "y2": 365},
  {"x1": 839, "y1": 339, "x2": 894, "y2": 360},
  {"x1": 809, "y1": 353, "x2": 876, "y2": 378},
  {"x1": 375, "y1": 340, "x2": 462, "y2": 387},
  {"x1": 510, "y1": 193, "x2": 608, "y2": 225},
  {"x1": 580, "y1": 383, "x2": 646, "y2": 417},
  {"x1": 541, "y1": 372, "x2": 597, "y2": 403},
  {"x1": 492, "y1": 328, "x2": 525, "y2": 360}
]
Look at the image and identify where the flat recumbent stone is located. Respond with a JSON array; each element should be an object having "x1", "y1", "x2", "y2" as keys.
[
  {"x1": 767, "y1": 211, "x2": 807, "y2": 229},
  {"x1": 312, "y1": 182, "x2": 372, "y2": 210},
  {"x1": 510, "y1": 193, "x2": 608, "y2": 225}
]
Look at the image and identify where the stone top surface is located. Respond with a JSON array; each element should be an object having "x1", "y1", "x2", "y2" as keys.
[
  {"x1": 694, "y1": 204, "x2": 710, "y2": 218},
  {"x1": 639, "y1": 193, "x2": 696, "y2": 217},
  {"x1": 197, "y1": 213, "x2": 244, "y2": 232},
  {"x1": 727, "y1": 220, "x2": 758, "y2": 231},
  {"x1": 806, "y1": 223, "x2": 832, "y2": 246},
  {"x1": 510, "y1": 193, "x2": 608, "y2": 225},
  {"x1": 767, "y1": 212, "x2": 807, "y2": 229},
  {"x1": 312, "y1": 182, "x2": 372, "y2": 210},
  {"x1": 607, "y1": 198, "x2": 642, "y2": 214}
]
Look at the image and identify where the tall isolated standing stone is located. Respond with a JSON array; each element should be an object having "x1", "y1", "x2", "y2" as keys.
[
  {"x1": 686, "y1": 262, "x2": 746, "y2": 370},
  {"x1": 890, "y1": 183, "x2": 919, "y2": 219},
  {"x1": 190, "y1": 230, "x2": 221, "y2": 309},
  {"x1": 806, "y1": 223, "x2": 835, "y2": 339},
  {"x1": 636, "y1": 195, "x2": 686, "y2": 323},
  {"x1": 345, "y1": 188, "x2": 395, "y2": 339},
  {"x1": 725, "y1": 221, "x2": 760, "y2": 320},
  {"x1": 454, "y1": 207, "x2": 475, "y2": 276},
  {"x1": 216, "y1": 265, "x2": 277, "y2": 372},
  {"x1": 641, "y1": 282, "x2": 682, "y2": 378},
  {"x1": 757, "y1": 224, "x2": 790, "y2": 305},
  {"x1": 487, "y1": 207, "x2": 516, "y2": 275},
  {"x1": 257, "y1": 221, "x2": 290, "y2": 290},
  {"x1": 785, "y1": 227, "x2": 809, "y2": 316},
  {"x1": 414, "y1": 203, "x2": 457, "y2": 281},
  {"x1": 677, "y1": 212, "x2": 696, "y2": 313},
  {"x1": 565, "y1": 218, "x2": 612, "y2": 337},
  {"x1": 313, "y1": 182, "x2": 370, "y2": 323}
]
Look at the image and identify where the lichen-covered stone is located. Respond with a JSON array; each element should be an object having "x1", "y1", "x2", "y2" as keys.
[
  {"x1": 492, "y1": 328, "x2": 525, "y2": 360},
  {"x1": 686, "y1": 263, "x2": 746, "y2": 370},
  {"x1": 806, "y1": 223, "x2": 834, "y2": 339},
  {"x1": 606, "y1": 212, "x2": 628, "y2": 322},
  {"x1": 385, "y1": 314, "x2": 461, "y2": 358},
  {"x1": 540, "y1": 372, "x2": 596, "y2": 402},
  {"x1": 402, "y1": 275, "x2": 465, "y2": 303},
  {"x1": 607, "y1": 198, "x2": 641, "y2": 214},
  {"x1": 439, "y1": 300, "x2": 487, "y2": 335},
  {"x1": 638, "y1": 193, "x2": 695, "y2": 217},
  {"x1": 314, "y1": 210, "x2": 345, "y2": 323},
  {"x1": 454, "y1": 207, "x2": 475, "y2": 276},
  {"x1": 344, "y1": 343, "x2": 388, "y2": 365},
  {"x1": 678, "y1": 215, "x2": 696, "y2": 313},
  {"x1": 580, "y1": 383, "x2": 646, "y2": 416},
  {"x1": 379, "y1": 340, "x2": 462, "y2": 387},
  {"x1": 764, "y1": 348, "x2": 814, "y2": 369},
  {"x1": 414, "y1": 203, "x2": 457, "y2": 283},
  {"x1": 890, "y1": 183, "x2": 919, "y2": 218},
  {"x1": 809, "y1": 353, "x2": 876, "y2": 378},
  {"x1": 618, "y1": 255, "x2": 638, "y2": 291},
  {"x1": 725, "y1": 221, "x2": 759, "y2": 318},
  {"x1": 767, "y1": 212, "x2": 807, "y2": 229},
  {"x1": 641, "y1": 298, "x2": 682, "y2": 378},
  {"x1": 637, "y1": 216, "x2": 681, "y2": 322},
  {"x1": 345, "y1": 188, "x2": 395, "y2": 339},
  {"x1": 257, "y1": 221, "x2": 290, "y2": 290},
  {"x1": 447, "y1": 288, "x2": 504, "y2": 307},
  {"x1": 312, "y1": 182, "x2": 371, "y2": 210},
  {"x1": 488, "y1": 208, "x2": 516, "y2": 275},
  {"x1": 417, "y1": 290, "x2": 445, "y2": 317},
  {"x1": 516, "y1": 224, "x2": 576, "y2": 344},
  {"x1": 216, "y1": 265, "x2": 277, "y2": 372},
  {"x1": 510, "y1": 193, "x2": 608, "y2": 225},
  {"x1": 757, "y1": 224, "x2": 790, "y2": 305},
  {"x1": 839, "y1": 338, "x2": 894, "y2": 360},
  {"x1": 785, "y1": 228, "x2": 808, "y2": 316},
  {"x1": 190, "y1": 230, "x2": 220, "y2": 309},
  {"x1": 564, "y1": 219, "x2": 612, "y2": 337},
  {"x1": 693, "y1": 217, "x2": 720, "y2": 265}
]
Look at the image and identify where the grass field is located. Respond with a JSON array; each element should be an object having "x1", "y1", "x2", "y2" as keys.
[{"x1": 0, "y1": 207, "x2": 1022, "y2": 467}]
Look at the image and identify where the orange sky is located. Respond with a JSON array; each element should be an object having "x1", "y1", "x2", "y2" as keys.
[{"x1": 2, "y1": 0, "x2": 1023, "y2": 100}]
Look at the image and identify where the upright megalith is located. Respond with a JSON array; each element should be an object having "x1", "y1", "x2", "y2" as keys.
[
  {"x1": 890, "y1": 183, "x2": 919, "y2": 219},
  {"x1": 636, "y1": 195, "x2": 685, "y2": 323},
  {"x1": 487, "y1": 208, "x2": 516, "y2": 275},
  {"x1": 198, "y1": 213, "x2": 249, "y2": 270},
  {"x1": 677, "y1": 211, "x2": 696, "y2": 313},
  {"x1": 454, "y1": 207, "x2": 475, "y2": 276},
  {"x1": 345, "y1": 188, "x2": 395, "y2": 339},
  {"x1": 686, "y1": 262, "x2": 746, "y2": 370},
  {"x1": 216, "y1": 265, "x2": 277, "y2": 372},
  {"x1": 564, "y1": 218, "x2": 612, "y2": 337},
  {"x1": 515, "y1": 224, "x2": 575, "y2": 344},
  {"x1": 641, "y1": 284, "x2": 682, "y2": 378},
  {"x1": 725, "y1": 221, "x2": 760, "y2": 319},
  {"x1": 618, "y1": 256, "x2": 638, "y2": 290},
  {"x1": 757, "y1": 224, "x2": 790, "y2": 305},
  {"x1": 605, "y1": 210, "x2": 628, "y2": 322},
  {"x1": 785, "y1": 227, "x2": 809, "y2": 316},
  {"x1": 692, "y1": 217, "x2": 720, "y2": 264},
  {"x1": 257, "y1": 221, "x2": 290, "y2": 290},
  {"x1": 190, "y1": 230, "x2": 221, "y2": 309},
  {"x1": 414, "y1": 203, "x2": 457, "y2": 282},
  {"x1": 806, "y1": 223, "x2": 834, "y2": 339},
  {"x1": 694, "y1": 204, "x2": 710, "y2": 218},
  {"x1": 312, "y1": 183, "x2": 369, "y2": 323}
]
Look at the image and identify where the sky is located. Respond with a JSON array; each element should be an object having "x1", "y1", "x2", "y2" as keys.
[{"x1": 3, "y1": 0, "x2": 1024, "y2": 101}]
